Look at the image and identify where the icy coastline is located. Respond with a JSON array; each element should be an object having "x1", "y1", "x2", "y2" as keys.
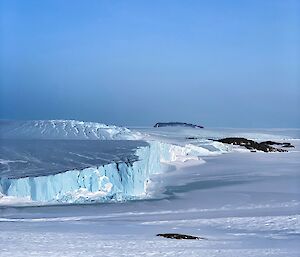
[
  {"x1": 1, "y1": 120, "x2": 297, "y2": 206},
  {"x1": 0, "y1": 140, "x2": 210, "y2": 204}
]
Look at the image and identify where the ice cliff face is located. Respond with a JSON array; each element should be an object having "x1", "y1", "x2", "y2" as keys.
[
  {"x1": 0, "y1": 120, "x2": 223, "y2": 205},
  {"x1": 0, "y1": 120, "x2": 140, "y2": 140},
  {"x1": 0, "y1": 141, "x2": 209, "y2": 204}
]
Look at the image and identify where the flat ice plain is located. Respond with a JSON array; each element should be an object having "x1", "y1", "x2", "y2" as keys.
[{"x1": 0, "y1": 120, "x2": 299, "y2": 257}]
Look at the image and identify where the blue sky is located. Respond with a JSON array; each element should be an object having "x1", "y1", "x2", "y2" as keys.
[{"x1": 1, "y1": 0, "x2": 299, "y2": 127}]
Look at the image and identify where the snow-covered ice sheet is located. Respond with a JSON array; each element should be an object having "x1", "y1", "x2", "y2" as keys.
[
  {"x1": 0, "y1": 121, "x2": 299, "y2": 256},
  {"x1": 0, "y1": 121, "x2": 221, "y2": 204},
  {"x1": 0, "y1": 139, "x2": 148, "y2": 178}
]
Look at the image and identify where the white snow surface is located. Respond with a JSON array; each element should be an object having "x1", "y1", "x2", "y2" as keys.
[
  {"x1": 0, "y1": 120, "x2": 141, "y2": 140},
  {"x1": 0, "y1": 122, "x2": 299, "y2": 256}
]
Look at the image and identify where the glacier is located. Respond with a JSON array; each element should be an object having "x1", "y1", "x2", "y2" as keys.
[
  {"x1": 2, "y1": 120, "x2": 292, "y2": 205},
  {"x1": 0, "y1": 140, "x2": 212, "y2": 204}
]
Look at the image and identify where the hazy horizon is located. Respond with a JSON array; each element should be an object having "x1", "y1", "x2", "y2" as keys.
[{"x1": 1, "y1": 0, "x2": 299, "y2": 128}]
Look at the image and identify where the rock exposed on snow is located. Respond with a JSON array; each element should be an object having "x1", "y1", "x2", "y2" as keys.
[
  {"x1": 156, "y1": 233, "x2": 205, "y2": 240},
  {"x1": 154, "y1": 122, "x2": 204, "y2": 129},
  {"x1": 211, "y1": 137, "x2": 291, "y2": 152}
]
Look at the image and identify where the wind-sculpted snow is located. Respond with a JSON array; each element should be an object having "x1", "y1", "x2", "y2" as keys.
[
  {"x1": 0, "y1": 141, "x2": 210, "y2": 204},
  {"x1": 0, "y1": 120, "x2": 140, "y2": 140}
]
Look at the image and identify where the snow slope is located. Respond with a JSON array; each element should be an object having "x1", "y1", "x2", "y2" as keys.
[{"x1": 0, "y1": 120, "x2": 141, "y2": 140}]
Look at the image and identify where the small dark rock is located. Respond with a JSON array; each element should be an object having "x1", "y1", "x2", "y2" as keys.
[
  {"x1": 156, "y1": 233, "x2": 204, "y2": 240},
  {"x1": 282, "y1": 143, "x2": 295, "y2": 148},
  {"x1": 260, "y1": 141, "x2": 294, "y2": 148}
]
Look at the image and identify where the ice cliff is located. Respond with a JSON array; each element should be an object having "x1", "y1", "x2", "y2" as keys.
[{"x1": 0, "y1": 141, "x2": 210, "y2": 204}]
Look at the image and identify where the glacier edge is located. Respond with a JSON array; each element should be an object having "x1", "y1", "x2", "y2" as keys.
[{"x1": 0, "y1": 141, "x2": 210, "y2": 204}]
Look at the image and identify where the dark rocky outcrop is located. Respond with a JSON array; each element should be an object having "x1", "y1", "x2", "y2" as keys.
[
  {"x1": 154, "y1": 122, "x2": 204, "y2": 129},
  {"x1": 156, "y1": 233, "x2": 204, "y2": 240},
  {"x1": 260, "y1": 141, "x2": 294, "y2": 148},
  {"x1": 211, "y1": 137, "x2": 291, "y2": 152}
]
